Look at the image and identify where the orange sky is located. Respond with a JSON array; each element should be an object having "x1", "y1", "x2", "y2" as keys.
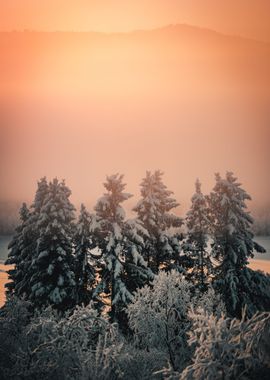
[
  {"x1": 1, "y1": 1, "x2": 270, "y2": 41},
  {"x1": 0, "y1": 2, "x2": 270, "y2": 217}
]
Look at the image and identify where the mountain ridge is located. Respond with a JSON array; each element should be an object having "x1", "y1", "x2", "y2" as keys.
[{"x1": 1, "y1": 23, "x2": 268, "y2": 45}]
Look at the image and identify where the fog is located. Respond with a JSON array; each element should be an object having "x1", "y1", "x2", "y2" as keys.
[{"x1": 0, "y1": 26, "x2": 269, "y2": 215}]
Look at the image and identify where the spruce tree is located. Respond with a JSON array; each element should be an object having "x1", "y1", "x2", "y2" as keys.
[
  {"x1": 30, "y1": 178, "x2": 76, "y2": 311},
  {"x1": 5, "y1": 178, "x2": 50, "y2": 300},
  {"x1": 32, "y1": 177, "x2": 49, "y2": 213},
  {"x1": 94, "y1": 174, "x2": 152, "y2": 323},
  {"x1": 73, "y1": 204, "x2": 96, "y2": 306},
  {"x1": 185, "y1": 179, "x2": 212, "y2": 289},
  {"x1": 23, "y1": 177, "x2": 50, "y2": 296},
  {"x1": 208, "y1": 172, "x2": 266, "y2": 317},
  {"x1": 123, "y1": 218, "x2": 154, "y2": 294},
  {"x1": 5, "y1": 203, "x2": 30, "y2": 298},
  {"x1": 133, "y1": 170, "x2": 183, "y2": 273}
]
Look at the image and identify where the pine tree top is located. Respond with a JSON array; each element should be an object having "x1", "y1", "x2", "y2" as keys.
[
  {"x1": 32, "y1": 177, "x2": 48, "y2": 213},
  {"x1": 210, "y1": 171, "x2": 254, "y2": 232},
  {"x1": 19, "y1": 202, "x2": 30, "y2": 222},
  {"x1": 186, "y1": 179, "x2": 210, "y2": 235},
  {"x1": 133, "y1": 170, "x2": 182, "y2": 229},
  {"x1": 95, "y1": 174, "x2": 132, "y2": 222}
]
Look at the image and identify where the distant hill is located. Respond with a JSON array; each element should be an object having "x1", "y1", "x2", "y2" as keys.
[{"x1": 0, "y1": 24, "x2": 269, "y2": 103}]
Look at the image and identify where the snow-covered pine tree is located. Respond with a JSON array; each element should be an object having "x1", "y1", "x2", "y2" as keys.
[
  {"x1": 30, "y1": 178, "x2": 76, "y2": 311},
  {"x1": 94, "y1": 174, "x2": 152, "y2": 323},
  {"x1": 123, "y1": 218, "x2": 154, "y2": 295},
  {"x1": 5, "y1": 178, "x2": 50, "y2": 300},
  {"x1": 208, "y1": 171, "x2": 266, "y2": 317},
  {"x1": 73, "y1": 204, "x2": 96, "y2": 306},
  {"x1": 133, "y1": 170, "x2": 183, "y2": 273},
  {"x1": 185, "y1": 179, "x2": 212, "y2": 289},
  {"x1": 32, "y1": 176, "x2": 49, "y2": 214},
  {"x1": 5, "y1": 203, "x2": 30, "y2": 298},
  {"x1": 22, "y1": 177, "x2": 50, "y2": 296}
]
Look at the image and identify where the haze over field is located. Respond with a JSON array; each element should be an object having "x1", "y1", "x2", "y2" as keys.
[{"x1": 0, "y1": 25, "x2": 269, "y2": 216}]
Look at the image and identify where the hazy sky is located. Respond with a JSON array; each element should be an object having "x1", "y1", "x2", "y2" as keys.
[
  {"x1": 0, "y1": 2, "x2": 269, "y2": 217},
  {"x1": 1, "y1": 1, "x2": 270, "y2": 41}
]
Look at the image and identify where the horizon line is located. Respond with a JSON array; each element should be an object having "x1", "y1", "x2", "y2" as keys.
[{"x1": 0, "y1": 23, "x2": 267, "y2": 44}]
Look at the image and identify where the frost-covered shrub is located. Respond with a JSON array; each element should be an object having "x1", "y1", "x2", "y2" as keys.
[
  {"x1": 192, "y1": 286, "x2": 226, "y2": 317},
  {"x1": 23, "y1": 303, "x2": 119, "y2": 380},
  {"x1": 175, "y1": 310, "x2": 270, "y2": 380},
  {"x1": 0, "y1": 300, "x2": 125, "y2": 380},
  {"x1": 84, "y1": 327, "x2": 124, "y2": 380},
  {"x1": 117, "y1": 344, "x2": 167, "y2": 380},
  {"x1": 127, "y1": 270, "x2": 192, "y2": 371},
  {"x1": 1, "y1": 298, "x2": 168, "y2": 380},
  {"x1": 0, "y1": 297, "x2": 32, "y2": 379}
]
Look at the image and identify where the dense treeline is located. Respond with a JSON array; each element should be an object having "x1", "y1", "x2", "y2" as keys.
[{"x1": 1, "y1": 171, "x2": 270, "y2": 379}]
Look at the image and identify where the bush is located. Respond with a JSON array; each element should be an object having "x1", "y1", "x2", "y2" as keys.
[
  {"x1": 174, "y1": 310, "x2": 270, "y2": 380},
  {"x1": 127, "y1": 270, "x2": 192, "y2": 371},
  {"x1": 0, "y1": 297, "x2": 32, "y2": 379},
  {"x1": 0, "y1": 299, "x2": 124, "y2": 380}
]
